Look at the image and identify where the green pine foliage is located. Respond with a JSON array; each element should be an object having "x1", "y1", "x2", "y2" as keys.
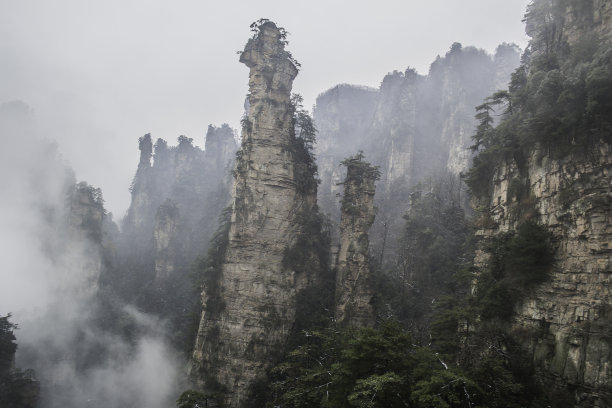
[
  {"x1": 265, "y1": 185, "x2": 553, "y2": 406},
  {"x1": 193, "y1": 206, "x2": 232, "y2": 317},
  {"x1": 476, "y1": 220, "x2": 554, "y2": 321},
  {"x1": 374, "y1": 177, "x2": 471, "y2": 345},
  {"x1": 339, "y1": 152, "x2": 381, "y2": 218},
  {"x1": 427, "y1": 221, "x2": 555, "y2": 406},
  {"x1": 268, "y1": 321, "x2": 538, "y2": 408},
  {"x1": 466, "y1": 0, "x2": 612, "y2": 202},
  {"x1": 291, "y1": 93, "x2": 319, "y2": 195},
  {"x1": 0, "y1": 314, "x2": 17, "y2": 375},
  {"x1": 0, "y1": 315, "x2": 39, "y2": 408},
  {"x1": 189, "y1": 4, "x2": 606, "y2": 406}
]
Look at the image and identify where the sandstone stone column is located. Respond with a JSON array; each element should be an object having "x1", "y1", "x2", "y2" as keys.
[
  {"x1": 335, "y1": 152, "x2": 380, "y2": 327},
  {"x1": 191, "y1": 21, "x2": 316, "y2": 407}
]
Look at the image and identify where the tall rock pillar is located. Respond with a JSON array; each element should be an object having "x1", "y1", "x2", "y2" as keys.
[
  {"x1": 192, "y1": 21, "x2": 318, "y2": 407},
  {"x1": 335, "y1": 153, "x2": 380, "y2": 327}
]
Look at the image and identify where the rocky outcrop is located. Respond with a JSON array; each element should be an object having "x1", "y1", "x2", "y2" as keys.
[
  {"x1": 204, "y1": 124, "x2": 238, "y2": 175},
  {"x1": 546, "y1": 0, "x2": 611, "y2": 47},
  {"x1": 335, "y1": 153, "x2": 379, "y2": 327},
  {"x1": 118, "y1": 126, "x2": 236, "y2": 293},
  {"x1": 1, "y1": 315, "x2": 39, "y2": 408},
  {"x1": 314, "y1": 85, "x2": 378, "y2": 226},
  {"x1": 124, "y1": 134, "x2": 155, "y2": 232},
  {"x1": 66, "y1": 181, "x2": 112, "y2": 293},
  {"x1": 68, "y1": 182, "x2": 106, "y2": 243},
  {"x1": 0, "y1": 371, "x2": 39, "y2": 408},
  {"x1": 472, "y1": 2, "x2": 612, "y2": 405},
  {"x1": 153, "y1": 199, "x2": 180, "y2": 282},
  {"x1": 477, "y1": 142, "x2": 612, "y2": 406},
  {"x1": 124, "y1": 126, "x2": 236, "y2": 246},
  {"x1": 191, "y1": 21, "x2": 320, "y2": 407}
]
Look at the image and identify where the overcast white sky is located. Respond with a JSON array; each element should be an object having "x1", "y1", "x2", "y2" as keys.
[{"x1": 0, "y1": 0, "x2": 531, "y2": 216}]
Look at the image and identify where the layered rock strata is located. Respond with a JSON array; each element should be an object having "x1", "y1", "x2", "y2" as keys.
[
  {"x1": 477, "y1": 142, "x2": 611, "y2": 406},
  {"x1": 473, "y1": 2, "x2": 612, "y2": 405},
  {"x1": 192, "y1": 22, "x2": 318, "y2": 407},
  {"x1": 152, "y1": 199, "x2": 180, "y2": 282},
  {"x1": 335, "y1": 153, "x2": 379, "y2": 327}
]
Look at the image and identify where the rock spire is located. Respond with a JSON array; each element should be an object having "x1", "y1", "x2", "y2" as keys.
[
  {"x1": 335, "y1": 152, "x2": 380, "y2": 327},
  {"x1": 191, "y1": 21, "x2": 319, "y2": 407}
]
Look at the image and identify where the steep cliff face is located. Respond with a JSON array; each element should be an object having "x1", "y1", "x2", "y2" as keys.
[
  {"x1": 191, "y1": 21, "x2": 321, "y2": 407},
  {"x1": 153, "y1": 199, "x2": 181, "y2": 282},
  {"x1": 480, "y1": 143, "x2": 611, "y2": 406},
  {"x1": 66, "y1": 181, "x2": 113, "y2": 293},
  {"x1": 335, "y1": 154, "x2": 379, "y2": 327},
  {"x1": 204, "y1": 124, "x2": 238, "y2": 175},
  {"x1": 124, "y1": 134, "x2": 155, "y2": 233},
  {"x1": 124, "y1": 126, "x2": 236, "y2": 247},
  {"x1": 69, "y1": 183, "x2": 105, "y2": 238},
  {"x1": 470, "y1": 1, "x2": 612, "y2": 405}
]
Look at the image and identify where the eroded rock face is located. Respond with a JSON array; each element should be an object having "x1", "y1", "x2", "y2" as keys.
[
  {"x1": 153, "y1": 199, "x2": 180, "y2": 282},
  {"x1": 478, "y1": 142, "x2": 612, "y2": 406},
  {"x1": 560, "y1": 0, "x2": 612, "y2": 46},
  {"x1": 192, "y1": 22, "x2": 318, "y2": 407},
  {"x1": 124, "y1": 134, "x2": 155, "y2": 232},
  {"x1": 66, "y1": 182, "x2": 110, "y2": 293},
  {"x1": 335, "y1": 154, "x2": 379, "y2": 327},
  {"x1": 472, "y1": 2, "x2": 612, "y2": 404}
]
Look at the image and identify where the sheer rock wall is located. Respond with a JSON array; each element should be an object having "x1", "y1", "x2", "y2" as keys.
[
  {"x1": 476, "y1": 142, "x2": 611, "y2": 407},
  {"x1": 191, "y1": 22, "x2": 318, "y2": 407},
  {"x1": 474, "y1": 2, "x2": 612, "y2": 405},
  {"x1": 335, "y1": 155, "x2": 379, "y2": 327}
]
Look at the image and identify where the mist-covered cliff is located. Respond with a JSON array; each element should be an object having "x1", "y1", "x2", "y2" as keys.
[
  {"x1": 314, "y1": 42, "x2": 521, "y2": 263},
  {"x1": 0, "y1": 99, "x2": 187, "y2": 408},
  {"x1": 112, "y1": 125, "x2": 237, "y2": 349}
]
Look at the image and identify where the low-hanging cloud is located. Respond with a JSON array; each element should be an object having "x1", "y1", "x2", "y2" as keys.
[{"x1": 0, "y1": 101, "x2": 181, "y2": 408}]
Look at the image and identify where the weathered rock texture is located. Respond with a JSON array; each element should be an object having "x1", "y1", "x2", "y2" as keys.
[
  {"x1": 153, "y1": 199, "x2": 180, "y2": 282},
  {"x1": 477, "y1": 142, "x2": 611, "y2": 407},
  {"x1": 314, "y1": 44, "x2": 521, "y2": 264},
  {"x1": 473, "y1": 1, "x2": 612, "y2": 405},
  {"x1": 192, "y1": 22, "x2": 319, "y2": 407},
  {"x1": 335, "y1": 154, "x2": 379, "y2": 327}
]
